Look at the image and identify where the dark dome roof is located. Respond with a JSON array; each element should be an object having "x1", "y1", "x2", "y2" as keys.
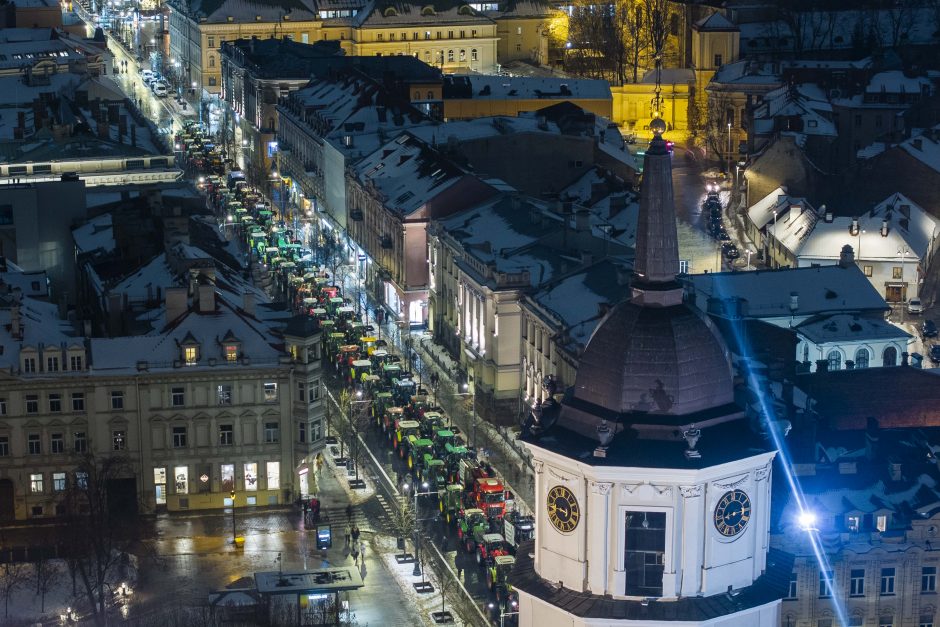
[{"x1": 569, "y1": 301, "x2": 734, "y2": 418}]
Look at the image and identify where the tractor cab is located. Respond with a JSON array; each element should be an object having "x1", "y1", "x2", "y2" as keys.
[
  {"x1": 476, "y1": 533, "x2": 509, "y2": 566},
  {"x1": 382, "y1": 363, "x2": 402, "y2": 386},
  {"x1": 350, "y1": 359, "x2": 373, "y2": 388},
  {"x1": 344, "y1": 319, "x2": 364, "y2": 341},
  {"x1": 420, "y1": 457, "x2": 448, "y2": 490},
  {"x1": 383, "y1": 406, "x2": 405, "y2": 437},
  {"x1": 394, "y1": 419, "x2": 421, "y2": 456},
  {"x1": 373, "y1": 392, "x2": 393, "y2": 426},
  {"x1": 457, "y1": 508, "x2": 488, "y2": 550},
  {"x1": 489, "y1": 554, "x2": 516, "y2": 599},
  {"x1": 406, "y1": 437, "x2": 434, "y2": 471},
  {"x1": 439, "y1": 483, "x2": 464, "y2": 524},
  {"x1": 327, "y1": 296, "x2": 345, "y2": 315},
  {"x1": 432, "y1": 429, "x2": 456, "y2": 456},
  {"x1": 393, "y1": 377, "x2": 416, "y2": 406},
  {"x1": 370, "y1": 349, "x2": 389, "y2": 370},
  {"x1": 420, "y1": 411, "x2": 445, "y2": 438},
  {"x1": 359, "y1": 336, "x2": 378, "y2": 355}
]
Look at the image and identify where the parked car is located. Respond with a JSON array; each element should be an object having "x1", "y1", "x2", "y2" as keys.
[
  {"x1": 716, "y1": 229, "x2": 731, "y2": 241},
  {"x1": 930, "y1": 345, "x2": 940, "y2": 364},
  {"x1": 140, "y1": 69, "x2": 154, "y2": 82},
  {"x1": 722, "y1": 243, "x2": 740, "y2": 259},
  {"x1": 152, "y1": 82, "x2": 168, "y2": 97},
  {"x1": 923, "y1": 319, "x2": 938, "y2": 338},
  {"x1": 908, "y1": 298, "x2": 924, "y2": 314}
]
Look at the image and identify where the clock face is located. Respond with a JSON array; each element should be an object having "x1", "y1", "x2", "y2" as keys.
[
  {"x1": 547, "y1": 485, "x2": 580, "y2": 533},
  {"x1": 714, "y1": 490, "x2": 751, "y2": 538}
]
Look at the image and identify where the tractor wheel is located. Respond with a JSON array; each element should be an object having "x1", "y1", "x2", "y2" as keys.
[
  {"x1": 488, "y1": 578, "x2": 495, "y2": 591},
  {"x1": 408, "y1": 455, "x2": 414, "y2": 469},
  {"x1": 446, "y1": 512, "x2": 452, "y2": 524},
  {"x1": 439, "y1": 499, "x2": 444, "y2": 512},
  {"x1": 465, "y1": 539, "x2": 474, "y2": 553}
]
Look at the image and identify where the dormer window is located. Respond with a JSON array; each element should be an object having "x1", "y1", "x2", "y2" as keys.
[
  {"x1": 225, "y1": 345, "x2": 238, "y2": 362},
  {"x1": 221, "y1": 330, "x2": 241, "y2": 362},
  {"x1": 184, "y1": 346, "x2": 199, "y2": 365}
]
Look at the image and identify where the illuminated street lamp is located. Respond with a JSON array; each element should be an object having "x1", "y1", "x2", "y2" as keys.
[
  {"x1": 455, "y1": 382, "x2": 476, "y2": 448},
  {"x1": 230, "y1": 488, "x2": 237, "y2": 544},
  {"x1": 488, "y1": 601, "x2": 519, "y2": 627},
  {"x1": 402, "y1": 480, "x2": 439, "y2": 578}
]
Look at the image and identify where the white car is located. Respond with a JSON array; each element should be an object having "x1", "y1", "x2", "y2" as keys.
[
  {"x1": 141, "y1": 69, "x2": 154, "y2": 82},
  {"x1": 908, "y1": 298, "x2": 924, "y2": 314},
  {"x1": 152, "y1": 82, "x2": 168, "y2": 97}
]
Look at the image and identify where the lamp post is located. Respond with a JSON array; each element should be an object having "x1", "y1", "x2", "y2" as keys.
[
  {"x1": 230, "y1": 489, "x2": 237, "y2": 544},
  {"x1": 455, "y1": 381, "x2": 476, "y2": 449},
  {"x1": 488, "y1": 601, "x2": 519, "y2": 627},
  {"x1": 726, "y1": 122, "x2": 732, "y2": 175},
  {"x1": 402, "y1": 480, "x2": 439, "y2": 578},
  {"x1": 899, "y1": 246, "x2": 911, "y2": 315}
]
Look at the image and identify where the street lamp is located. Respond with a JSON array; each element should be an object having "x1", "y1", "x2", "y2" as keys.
[
  {"x1": 230, "y1": 488, "x2": 237, "y2": 544},
  {"x1": 488, "y1": 601, "x2": 519, "y2": 627},
  {"x1": 402, "y1": 480, "x2": 439, "y2": 578},
  {"x1": 454, "y1": 381, "x2": 476, "y2": 448},
  {"x1": 726, "y1": 122, "x2": 732, "y2": 175}
]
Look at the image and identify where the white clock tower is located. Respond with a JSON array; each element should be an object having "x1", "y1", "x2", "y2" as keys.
[{"x1": 514, "y1": 120, "x2": 791, "y2": 626}]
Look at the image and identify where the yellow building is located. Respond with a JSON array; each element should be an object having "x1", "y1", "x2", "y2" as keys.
[
  {"x1": 610, "y1": 69, "x2": 693, "y2": 141},
  {"x1": 442, "y1": 74, "x2": 611, "y2": 119}
]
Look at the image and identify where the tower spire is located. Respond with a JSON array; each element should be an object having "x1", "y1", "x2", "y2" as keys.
[{"x1": 632, "y1": 118, "x2": 683, "y2": 307}]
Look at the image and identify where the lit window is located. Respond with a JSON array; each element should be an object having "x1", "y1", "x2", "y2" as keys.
[
  {"x1": 264, "y1": 382, "x2": 278, "y2": 402},
  {"x1": 30, "y1": 473, "x2": 43, "y2": 493},
  {"x1": 184, "y1": 346, "x2": 198, "y2": 365},
  {"x1": 266, "y1": 461, "x2": 280, "y2": 490},
  {"x1": 75, "y1": 471, "x2": 88, "y2": 489},
  {"x1": 244, "y1": 462, "x2": 258, "y2": 491},
  {"x1": 53, "y1": 472, "x2": 66, "y2": 492},
  {"x1": 217, "y1": 384, "x2": 232, "y2": 405},
  {"x1": 819, "y1": 570, "x2": 833, "y2": 597},
  {"x1": 786, "y1": 572, "x2": 797, "y2": 599},
  {"x1": 893, "y1": 266, "x2": 903, "y2": 279},
  {"x1": 225, "y1": 345, "x2": 238, "y2": 361},
  {"x1": 174, "y1": 466, "x2": 189, "y2": 494},
  {"x1": 863, "y1": 265, "x2": 873, "y2": 276},
  {"x1": 847, "y1": 515, "x2": 860, "y2": 532},
  {"x1": 877, "y1": 515, "x2": 888, "y2": 532}
]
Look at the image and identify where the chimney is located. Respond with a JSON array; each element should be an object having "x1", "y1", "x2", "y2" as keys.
[
  {"x1": 789, "y1": 292, "x2": 799, "y2": 313},
  {"x1": 574, "y1": 209, "x2": 591, "y2": 233},
  {"x1": 197, "y1": 285, "x2": 216, "y2": 313},
  {"x1": 839, "y1": 245, "x2": 855, "y2": 268},
  {"x1": 881, "y1": 219, "x2": 889, "y2": 237},
  {"x1": 815, "y1": 359, "x2": 829, "y2": 373},
  {"x1": 242, "y1": 291, "x2": 255, "y2": 317},
  {"x1": 10, "y1": 304, "x2": 22, "y2": 339},
  {"x1": 165, "y1": 287, "x2": 188, "y2": 323}
]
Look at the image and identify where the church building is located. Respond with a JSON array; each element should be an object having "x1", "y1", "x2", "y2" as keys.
[{"x1": 514, "y1": 119, "x2": 792, "y2": 625}]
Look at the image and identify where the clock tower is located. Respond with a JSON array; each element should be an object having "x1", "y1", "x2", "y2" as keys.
[{"x1": 514, "y1": 120, "x2": 791, "y2": 626}]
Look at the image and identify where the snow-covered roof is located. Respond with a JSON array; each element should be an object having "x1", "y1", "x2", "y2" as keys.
[
  {"x1": 89, "y1": 296, "x2": 284, "y2": 374},
  {"x1": 171, "y1": 0, "x2": 319, "y2": 24},
  {"x1": 798, "y1": 193, "x2": 940, "y2": 262},
  {"x1": 456, "y1": 75, "x2": 611, "y2": 101},
  {"x1": 684, "y1": 265, "x2": 888, "y2": 319},
  {"x1": 353, "y1": 132, "x2": 465, "y2": 217},
  {"x1": 865, "y1": 71, "x2": 934, "y2": 95},
  {"x1": 710, "y1": 61, "x2": 784, "y2": 88},
  {"x1": 897, "y1": 125, "x2": 940, "y2": 174},
  {"x1": 560, "y1": 168, "x2": 638, "y2": 248},
  {"x1": 693, "y1": 12, "x2": 737, "y2": 31},
  {"x1": 73, "y1": 213, "x2": 116, "y2": 255},
  {"x1": 796, "y1": 313, "x2": 910, "y2": 344},
  {"x1": 768, "y1": 201, "x2": 819, "y2": 257},
  {"x1": 0, "y1": 292, "x2": 78, "y2": 371},
  {"x1": 752, "y1": 83, "x2": 836, "y2": 139},
  {"x1": 747, "y1": 186, "x2": 793, "y2": 231},
  {"x1": 354, "y1": 0, "x2": 492, "y2": 27}
]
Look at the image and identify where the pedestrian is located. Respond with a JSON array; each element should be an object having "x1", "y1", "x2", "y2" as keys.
[
  {"x1": 351, "y1": 525, "x2": 360, "y2": 544},
  {"x1": 456, "y1": 559, "x2": 463, "y2": 581},
  {"x1": 346, "y1": 503, "x2": 353, "y2": 520},
  {"x1": 359, "y1": 540, "x2": 366, "y2": 559},
  {"x1": 344, "y1": 523, "x2": 351, "y2": 546}
]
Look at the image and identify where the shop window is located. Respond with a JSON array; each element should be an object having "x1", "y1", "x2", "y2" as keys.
[
  {"x1": 244, "y1": 462, "x2": 258, "y2": 491},
  {"x1": 30, "y1": 473, "x2": 43, "y2": 493},
  {"x1": 266, "y1": 462, "x2": 280, "y2": 490},
  {"x1": 221, "y1": 464, "x2": 235, "y2": 492},
  {"x1": 175, "y1": 466, "x2": 189, "y2": 494}
]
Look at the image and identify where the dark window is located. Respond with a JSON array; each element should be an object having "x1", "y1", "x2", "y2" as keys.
[
  {"x1": 171, "y1": 387, "x2": 185, "y2": 406},
  {"x1": 112, "y1": 430, "x2": 126, "y2": 451},
  {"x1": 71, "y1": 392, "x2": 85, "y2": 412},
  {"x1": 124, "y1": 159, "x2": 145, "y2": 170},
  {"x1": 32, "y1": 164, "x2": 51, "y2": 174},
  {"x1": 0, "y1": 205, "x2": 11, "y2": 226},
  {"x1": 850, "y1": 568, "x2": 865, "y2": 596},
  {"x1": 26, "y1": 394, "x2": 38, "y2": 413},
  {"x1": 173, "y1": 426, "x2": 187, "y2": 448},
  {"x1": 624, "y1": 511, "x2": 665, "y2": 597},
  {"x1": 0, "y1": 436, "x2": 8, "y2": 456},
  {"x1": 299, "y1": 422, "x2": 307, "y2": 443},
  {"x1": 786, "y1": 572, "x2": 798, "y2": 599},
  {"x1": 49, "y1": 393, "x2": 61, "y2": 413},
  {"x1": 51, "y1": 433, "x2": 64, "y2": 454},
  {"x1": 219, "y1": 424, "x2": 234, "y2": 446},
  {"x1": 923, "y1": 566, "x2": 937, "y2": 592},
  {"x1": 150, "y1": 157, "x2": 168, "y2": 168},
  {"x1": 28, "y1": 433, "x2": 41, "y2": 455},
  {"x1": 714, "y1": 53, "x2": 723, "y2": 67},
  {"x1": 819, "y1": 570, "x2": 833, "y2": 597},
  {"x1": 8, "y1": 166, "x2": 27, "y2": 175},
  {"x1": 111, "y1": 391, "x2": 124, "y2": 409},
  {"x1": 73, "y1": 432, "x2": 86, "y2": 453},
  {"x1": 264, "y1": 422, "x2": 279, "y2": 443},
  {"x1": 881, "y1": 567, "x2": 896, "y2": 595}
]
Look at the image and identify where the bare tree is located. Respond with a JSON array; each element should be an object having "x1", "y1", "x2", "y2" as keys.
[
  {"x1": 388, "y1": 497, "x2": 417, "y2": 557},
  {"x1": 33, "y1": 552, "x2": 61, "y2": 614},
  {"x1": 644, "y1": 0, "x2": 670, "y2": 112},
  {"x1": 345, "y1": 396, "x2": 372, "y2": 488},
  {"x1": 59, "y1": 454, "x2": 149, "y2": 626},
  {"x1": 566, "y1": 0, "x2": 648, "y2": 85},
  {"x1": 0, "y1": 562, "x2": 27, "y2": 619}
]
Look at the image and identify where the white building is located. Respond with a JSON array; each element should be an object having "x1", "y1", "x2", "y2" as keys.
[
  {"x1": 752, "y1": 188, "x2": 940, "y2": 303},
  {"x1": 514, "y1": 125, "x2": 787, "y2": 626}
]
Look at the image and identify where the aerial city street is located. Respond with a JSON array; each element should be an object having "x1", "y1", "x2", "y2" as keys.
[{"x1": 1, "y1": 0, "x2": 940, "y2": 625}]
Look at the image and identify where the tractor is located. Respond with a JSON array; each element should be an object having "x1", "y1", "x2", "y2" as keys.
[
  {"x1": 420, "y1": 456, "x2": 448, "y2": 491},
  {"x1": 488, "y1": 554, "x2": 516, "y2": 602},
  {"x1": 503, "y1": 511, "x2": 535, "y2": 553},
  {"x1": 438, "y1": 483, "x2": 464, "y2": 524},
  {"x1": 475, "y1": 532, "x2": 509, "y2": 566},
  {"x1": 419, "y1": 411, "x2": 446, "y2": 438},
  {"x1": 468, "y1": 477, "x2": 507, "y2": 522},
  {"x1": 393, "y1": 419, "x2": 420, "y2": 455},
  {"x1": 372, "y1": 392, "x2": 393, "y2": 428},
  {"x1": 456, "y1": 508, "x2": 488, "y2": 552},
  {"x1": 383, "y1": 406, "x2": 405, "y2": 440},
  {"x1": 405, "y1": 436, "x2": 434, "y2": 471}
]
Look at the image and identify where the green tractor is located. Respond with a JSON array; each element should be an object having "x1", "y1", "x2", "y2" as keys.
[
  {"x1": 393, "y1": 377, "x2": 416, "y2": 407},
  {"x1": 444, "y1": 442, "x2": 473, "y2": 483},
  {"x1": 393, "y1": 419, "x2": 420, "y2": 456},
  {"x1": 488, "y1": 554, "x2": 516, "y2": 602},
  {"x1": 373, "y1": 391, "x2": 393, "y2": 428},
  {"x1": 382, "y1": 362, "x2": 402, "y2": 386},
  {"x1": 420, "y1": 456, "x2": 448, "y2": 491},
  {"x1": 456, "y1": 508, "x2": 488, "y2": 553},
  {"x1": 384, "y1": 406, "x2": 405, "y2": 440},
  {"x1": 405, "y1": 436, "x2": 434, "y2": 471},
  {"x1": 350, "y1": 359, "x2": 373, "y2": 391},
  {"x1": 432, "y1": 429, "x2": 456, "y2": 457},
  {"x1": 438, "y1": 483, "x2": 464, "y2": 524},
  {"x1": 420, "y1": 411, "x2": 446, "y2": 439}
]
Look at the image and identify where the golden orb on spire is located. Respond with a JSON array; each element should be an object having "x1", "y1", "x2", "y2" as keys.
[{"x1": 650, "y1": 117, "x2": 667, "y2": 137}]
